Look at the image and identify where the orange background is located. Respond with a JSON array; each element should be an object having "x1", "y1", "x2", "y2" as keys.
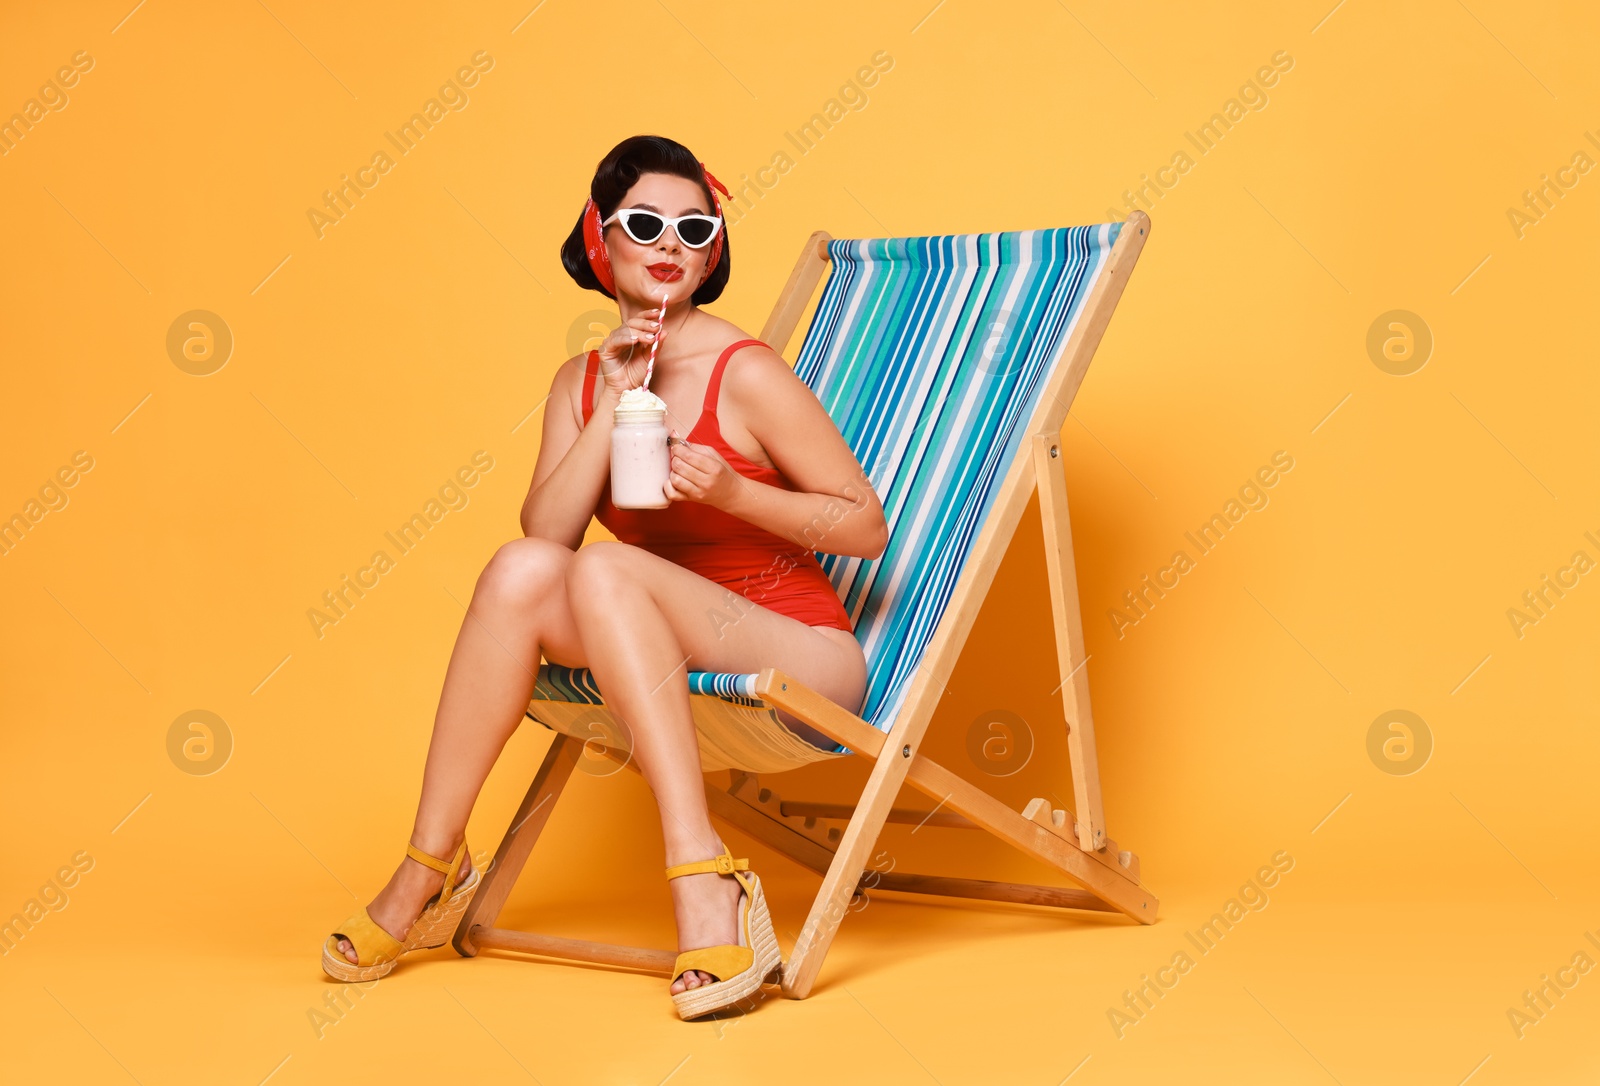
[{"x1": 3, "y1": 1, "x2": 1598, "y2": 1083}]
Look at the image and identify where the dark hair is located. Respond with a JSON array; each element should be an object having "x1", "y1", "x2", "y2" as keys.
[{"x1": 560, "y1": 135, "x2": 731, "y2": 305}]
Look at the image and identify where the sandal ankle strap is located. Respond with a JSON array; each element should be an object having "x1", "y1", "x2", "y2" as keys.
[
  {"x1": 407, "y1": 839, "x2": 467, "y2": 895},
  {"x1": 664, "y1": 846, "x2": 748, "y2": 880}
]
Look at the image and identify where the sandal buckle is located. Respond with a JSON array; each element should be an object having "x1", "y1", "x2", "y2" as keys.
[{"x1": 714, "y1": 852, "x2": 736, "y2": 874}]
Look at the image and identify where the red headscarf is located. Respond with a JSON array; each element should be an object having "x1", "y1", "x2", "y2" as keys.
[{"x1": 581, "y1": 162, "x2": 730, "y2": 297}]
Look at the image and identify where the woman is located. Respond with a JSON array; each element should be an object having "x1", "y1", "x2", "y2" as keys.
[{"x1": 321, "y1": 134, "x2": 888, "y2": 1019}]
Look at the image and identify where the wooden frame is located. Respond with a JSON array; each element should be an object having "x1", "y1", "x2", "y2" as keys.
[{"x1": 455, "y1": 212, "x2": 1156, "y2": 999}]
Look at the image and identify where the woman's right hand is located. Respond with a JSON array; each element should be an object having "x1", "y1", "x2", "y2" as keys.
[{"x1": 595, "y1": 307, "x2": 664, "y2": 399}]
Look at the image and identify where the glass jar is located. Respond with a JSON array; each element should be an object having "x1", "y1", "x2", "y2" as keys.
[{"x1": 609, "y1": 405, "x2": 670, "y2": 509}]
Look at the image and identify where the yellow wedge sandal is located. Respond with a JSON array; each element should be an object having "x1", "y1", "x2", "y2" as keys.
[
  {"x1": 320, "y1": 839, "x2": 480, "y2": 983},
  {"x1": 665, "y1": 845, "x2": 783, "y2": 1020}
]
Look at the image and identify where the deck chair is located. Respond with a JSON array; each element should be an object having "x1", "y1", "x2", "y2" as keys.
[{"x1": 454, "y1": 211, "x2": 1157, "y2": 999}]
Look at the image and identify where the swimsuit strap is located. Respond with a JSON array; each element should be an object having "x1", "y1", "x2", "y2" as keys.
[
  {"x1": 581, "y1": 349, "x2": 599, "y2": 423},
  {"x1": 703, "y1": 339, "x2": 770, "y2": 416}
]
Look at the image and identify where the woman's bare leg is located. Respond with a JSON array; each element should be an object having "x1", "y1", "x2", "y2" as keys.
[
  {"x1": 335, "y1": 537, "x2": 589, "y2": 962},
  {"x1": 564, "y1": 540, "x2": 867, "y2": 993}
]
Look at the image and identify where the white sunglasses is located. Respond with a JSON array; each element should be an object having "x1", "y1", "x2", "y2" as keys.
[{"x1": 601, "y1": 207, "x2": 723, "y2": 249}]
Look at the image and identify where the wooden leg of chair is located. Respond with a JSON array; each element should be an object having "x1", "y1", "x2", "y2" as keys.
[
  {"x1": 1033, "y1": 433, "x2": 1107, "y2": 852},
  {"x1": 453, "y1": 733, "x2": 581, "y2": 956},
  {"x1": 778, "y1": 729, "x2": 916, "y2": 999}
]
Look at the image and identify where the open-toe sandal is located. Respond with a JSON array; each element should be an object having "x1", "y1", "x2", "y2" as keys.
[
  {"x1": 665, "y1": 845, "x2": 783, "y2": 1020},
  {"x1": 320, "y1": 839, "x2": 479, "y2": 982}
]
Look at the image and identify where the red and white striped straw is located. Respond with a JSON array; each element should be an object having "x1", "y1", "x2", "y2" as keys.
[{"x1": 643, "y1": 288, "x2": 669, "y2": 390}]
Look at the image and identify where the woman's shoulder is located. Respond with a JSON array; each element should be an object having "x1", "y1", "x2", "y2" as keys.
[
  {"x1": 552, "y1": 350, "x2": 595, "y2": 425},
  {"x1": 552, "y1": 349, "x2": 593, "y2": 386},
  {"x1": 718, "y1": 333, "x2": 801, "y2": 399}
]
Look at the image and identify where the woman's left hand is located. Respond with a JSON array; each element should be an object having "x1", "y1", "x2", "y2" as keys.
[{"x1": 665, "y1": 433, "x2": 741, "y2": 509}]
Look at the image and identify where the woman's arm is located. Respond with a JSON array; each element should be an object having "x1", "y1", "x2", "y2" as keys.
[
  {"x1": 520, "y1": 307, "x2": 674, "y2": 547},
  {"x1": 519, "y1": 355, "x2": 618, "y2": 549},
  {"x1": 668, "y1": 345, "x2": 889, "y2": 560}
]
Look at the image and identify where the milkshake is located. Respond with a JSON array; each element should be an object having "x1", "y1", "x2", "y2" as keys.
[{"x1": 610, "y1": 386, "x2": 670, "y2": 509}]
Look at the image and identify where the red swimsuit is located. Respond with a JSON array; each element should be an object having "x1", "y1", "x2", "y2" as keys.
[{"x1": 581, "y1": 338, "x2": 854, "y2": 632}]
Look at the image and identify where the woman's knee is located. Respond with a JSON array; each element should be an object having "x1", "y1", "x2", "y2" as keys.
[
  {"x1": 475, "y1": 537, "x2": 572, "y2": 609},
  {"x1": 564, "y1": 540, "x2": 639, "y2": 605}
]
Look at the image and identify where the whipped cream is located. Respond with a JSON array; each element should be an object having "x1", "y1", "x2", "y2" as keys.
[{"x1": 615, "y1": 385, "x2": 667, "y2": 415}]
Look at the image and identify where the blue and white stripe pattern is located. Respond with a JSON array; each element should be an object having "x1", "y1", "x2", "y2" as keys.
[
  {"x1": 537, "y1": 663, "x2": 764, "y2": 707},
  {"x1": 528, "y1": 223, "x2": 1122, "y2": 765}
]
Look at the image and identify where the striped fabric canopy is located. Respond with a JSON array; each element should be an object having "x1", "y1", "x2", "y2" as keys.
[{"x1": 529, "y1": 223, "x2": 1122, "y2": 762}]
